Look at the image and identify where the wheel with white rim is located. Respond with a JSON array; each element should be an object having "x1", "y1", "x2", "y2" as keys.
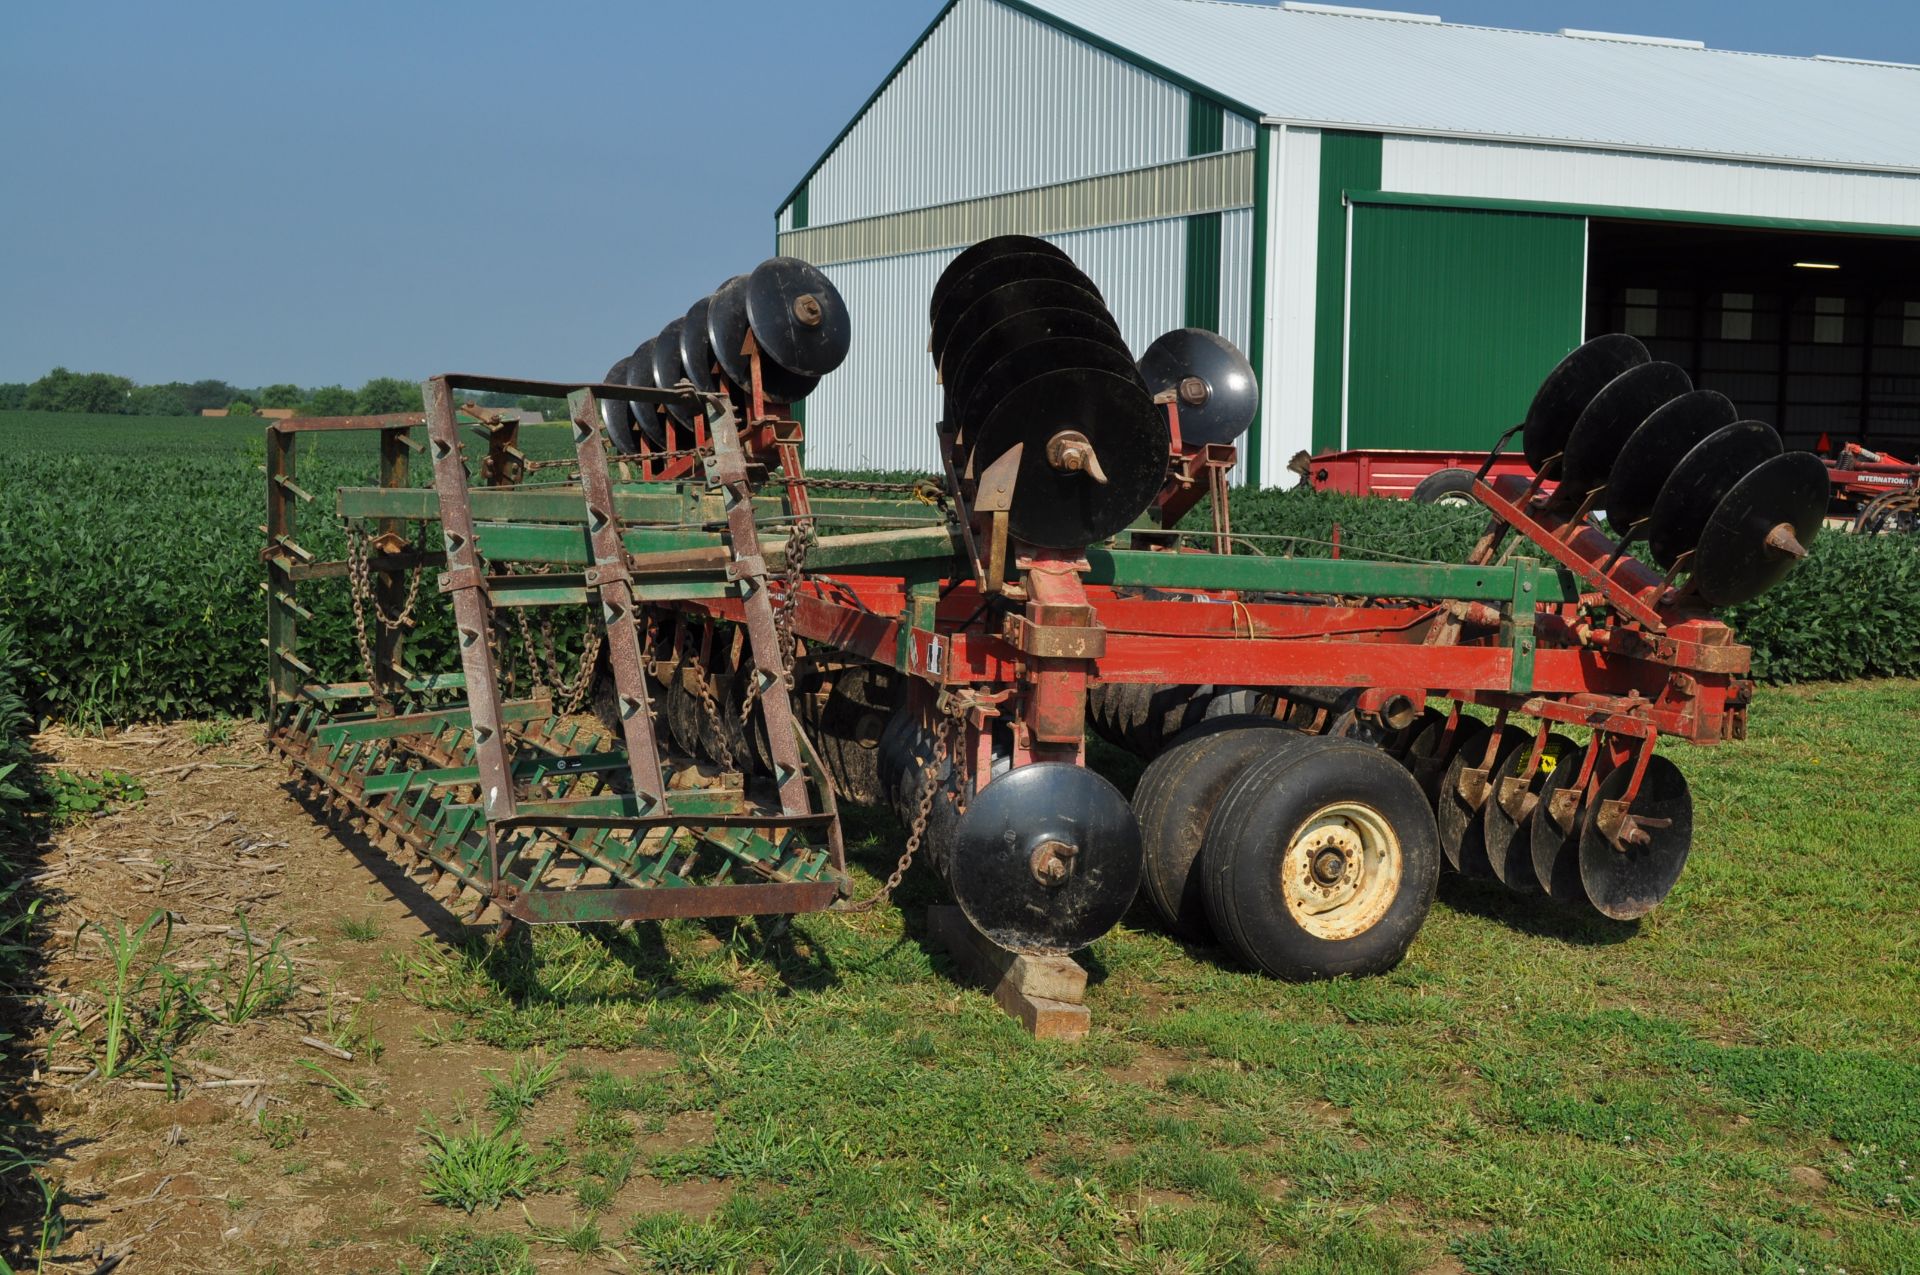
[{"x1": 1202, "y1": 737, "x2": 1440, "y2": 980}]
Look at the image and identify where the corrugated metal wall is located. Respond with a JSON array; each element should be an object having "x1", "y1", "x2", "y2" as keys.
[
  {"x1": 1345, "y1": 204, "x2": 1586, "y2": 449},
  {"x1": 805, "y1": 0, "x2": 1190, "y2": 226},
  {"x1": 1382, "y1": 135, "x2": 1920, "y2": 226},
  {"x1": 804, "y1": 219, "x2": 1197, "y2": 473},
  {"x1": 1262, "y1": 125, "x2": 1323, "y2": 486}
]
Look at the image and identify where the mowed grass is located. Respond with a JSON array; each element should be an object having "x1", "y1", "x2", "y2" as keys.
[{"x1": 387, "y1": 681, "x2": 1919, "y2": 1274}]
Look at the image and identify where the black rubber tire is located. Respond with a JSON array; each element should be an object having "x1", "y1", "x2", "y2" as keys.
[
  {"x1": 1410, "y1": 467, "x2": 1479, "y2": 506},
  {"x1": 1201, "y1": 737, "x2": 1441, "y2": 980},
  {"x1": 1131, "y1": 716, "x2": 1302, "y2": 940}
]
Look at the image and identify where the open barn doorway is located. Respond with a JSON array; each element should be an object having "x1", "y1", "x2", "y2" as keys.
[{"x1": 1585, "y1": 219, "x2": 1920, "y2": 455}]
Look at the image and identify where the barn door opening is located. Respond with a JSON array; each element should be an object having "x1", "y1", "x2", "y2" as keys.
[{"x1": 1586, "y1": 219, "x2": 1920, "y2": 455}]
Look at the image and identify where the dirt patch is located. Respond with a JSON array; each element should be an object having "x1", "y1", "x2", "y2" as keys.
[{"x1": 11, "y1": 723, "x2": 655, "y2": 1271}]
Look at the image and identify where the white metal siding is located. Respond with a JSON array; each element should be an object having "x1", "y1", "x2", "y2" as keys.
[
  {"x1": 804, "y1": 249, "x2": 956, "y2": 473},
  {"x1": 1381, "y1": 135, "x2": 1920, "y2": 225},
  {"x1": 777, "y1": 205, "x2": 795, "y2": 234},
  {"x1": 1050, "y1": 219, "x2": 1187, "y2": 359},
  {"x1": 1217, "y1": 207, "x2": 1254, "y2": 485},
  {"x1": 1263, "y1": 125, "x2": 1322, "y2": 486},
  {"x1": 805, "y1": 0, "x2": 1189, "y2": 227},
  {"x1": 1222, "y1": 111, "x2": 1256, "y2": 153},
  {"x1": 805, "y1": 218, "x2": 1192, "y2": 474}
]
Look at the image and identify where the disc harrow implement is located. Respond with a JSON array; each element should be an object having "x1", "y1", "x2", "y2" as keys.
[{"x1": 263, "y1": 242, "x2": 1812, "y2": 1028}]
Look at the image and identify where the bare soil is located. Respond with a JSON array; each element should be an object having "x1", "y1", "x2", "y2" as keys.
[{"x1": 13, "y1": 723, "x2": 715, "y2": 1273}]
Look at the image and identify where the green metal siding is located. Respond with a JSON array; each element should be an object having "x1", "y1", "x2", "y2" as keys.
[
  {"x1": 1187, "y1": 94, "x2": 1224, "y2": 156},
  {"x1": 792, "y1": 182, "x2": 809, "y2": 231},
  {"x1": 1184, "y1": 212, "x2": 1222, "y2": 330},
  {"x1": 1312, "y1": 131, "x2": 1381, "y2": 453},
  {"x1": 1345, "y1": 204, "x2": 1586, "y2": 451}
]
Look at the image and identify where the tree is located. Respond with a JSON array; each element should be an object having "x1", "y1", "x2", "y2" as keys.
[
  {"x1": 258, "y1": 383, "x2": 304, "y2": 410},
  {"x1": 24, "y1": 368, "x2": 132, "y2": 413},
  {"x1": 128, "y1": 385, "x2": 188, "y2": 417},
  {"x1": 227, "y1": 401, "x2": 255, "y2": 418},
  {"x1": 0, "y1": 384, "x2": 27, "y2": 410},
  {"x1": 356, "y1": 377, "x2": 422, "y2": 415},
  {"x1": 180, "y1": 379, "x2": 240, "y2": 414},
  {"x1": 305, "y1": 385, "x2": 356, "y2": 416}
]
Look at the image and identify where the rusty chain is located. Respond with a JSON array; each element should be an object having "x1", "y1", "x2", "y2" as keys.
[
  {"x1": 345, "y1": 522, "x2": 428, "y2": 701},
  {"x1": 841, "y1": 711, "x2": 955, "y2": 912}
]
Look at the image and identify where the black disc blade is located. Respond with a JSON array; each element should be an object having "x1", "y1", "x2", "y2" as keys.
[
  {"x1": 622, "y1": 342, "x2": 666, "y2": 449},
  {"x1": 1482, "y1": 733, "x2": 1578, "y2": 893},
  {"x1": 708, "y1": 272, "x2": 820, "y2": 403},
  {"x1": 680, "y1": 295, "x2": 720, "y2": 395},
  {"x1": 1137, "y1": 328, "x2": 1260, "y2": 447},
  {"x1": 940, "y1": 279, "x2": 1116, "y2": 387},
  {"x1": 930, "y1": 253, "x2": 1101, "y2": 369},
  {"x1": 957, "y1": 334, "x2": 1145, "y2": 443},
  {"x1": 1691, "y1": 451, "x2": 1828, "y2": 607},
  {"x1": 601, "y1": 356, "x2": 639, "y2": 455},
  {"x1": 1523, "y1": 334, "x2": 1650, "y2": 475},
  {"x1": 1579, "y1": 756, "x2": 1692, "y2": 921},
  {"x1": 1403, "y1": 712, "x2": 1465, "y2": 807},
  {"x1": 972, "y1": 367, "x2": 1166, "y2": 548},
  {"x1": 950, "y1": 762, "x2": 1141, "y2": 955},
  {"x1": 1645, "y1": 420, "x2": 1783, "y2": 570},
  {"x1": 651, "y1": 319, "x2": 696, "y2": 430},
  {"x1": 1529, "y1": 756, "x2": 1593, "y2": 908},
  {"x1": 1437, "y1": 725, "x2": 1526, "y2": 879},
  {"x1": 1559, "y1": 361, "x2": 1692, "y2": 503},
  {"x1": 930, "y1": 234, "x2": 1072, "y2": 324},
  {"x1": 745, "y1": 256, "x2": 852, "y2": 378},
  {"x1": 706, "y1": 274, "x2": 752, "y2": 388},
  {"x1": 1604, "y1": 390, "x2": 1737, "y2": 535}
]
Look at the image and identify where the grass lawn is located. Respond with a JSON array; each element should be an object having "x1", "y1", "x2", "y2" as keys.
[{"x1": 363, "y1": 680, "x2": 1920, "y2": 1274}]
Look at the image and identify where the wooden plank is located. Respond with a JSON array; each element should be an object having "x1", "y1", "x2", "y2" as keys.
[{"x1": 926, "y1": 905, "x2": 1089, "y2": 1041}]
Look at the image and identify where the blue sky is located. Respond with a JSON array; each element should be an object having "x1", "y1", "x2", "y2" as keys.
[{"x1": 2, "y1": 0, "x2": 1914, "y2": 388}]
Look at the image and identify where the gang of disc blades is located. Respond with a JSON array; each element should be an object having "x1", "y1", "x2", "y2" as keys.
[
  {"x1": 1557, "y1": 361, "x2": 1692, "y2": 503},
  {"x1": 1137, "y1": 327, "x2": 1260, "y2": 446},
  {"x1": 744, "y1": 256, "x2": 851, "y2": 378},
  {"x1": 600, "y1": 356, "x2": 640, "y2": 455},
  {"x1": 949, "y1": 762, "x2": 1142, "y2": 955},
  {"x1": 1644, "y1": 420, "x2": 1782, "y2": 570},
  {"x1": 1603, "y1": 389, "x2": 1737, "y2": 535},
  {"x1": 939, "y1": 278, "x2": 1116, "y2": 385},
  {"x1": 951, "y1": 318, "x2": 1133, "y2": 438},
  {"x1": 649, "y1": 318, "x2": 697, "y2": 430},
  {"x1": 1579, "y1": 755, "x2": 1692, "y2": 921},
  {"x1": 930, "y1": 234, "x2": 1073, "y2": 323},
  {"x1": 1522, "y1": 334, "x2": 1650, "y2": 475},
  {"x1": 969, "y1": 366, "x2": 1166, "y2": 548},
  {"x1": 679, "y1": 294, "x2": 721, "y2": 395},
  {"x1": 930, "y1": 253, "x2": 1102, "y2": 368},
  {"x1": 955, "y1": 335, "x2": 1147, "y2": 446},
  {"x1": 1437, "y1": 725, "x2": 1527, "y2": 879},
  {"x1": 708, "y1": 273, "x2": 820, "y2": 402},
  {"x1": 1481, "y1": 733, "x2": 1578, "y2": 893},
  {"x1": 1529, "y1": 758, "x2": 1593, "y2": 908},
  {"x1": 1690, "y1": 451, "x2": 1828, "y2": 607},
  {"x1": 621, "y1": 343, "x2": 666, "y2": 448}
]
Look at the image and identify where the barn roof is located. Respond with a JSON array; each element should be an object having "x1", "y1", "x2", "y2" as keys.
[{"x1": 1024, "y1": 0, "x2": 1920, "y2": 172}]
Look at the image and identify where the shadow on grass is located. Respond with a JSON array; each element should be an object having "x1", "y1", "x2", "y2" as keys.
[{"x1": 1436, "y1": 874, "x2": 1640, "y2": 946}]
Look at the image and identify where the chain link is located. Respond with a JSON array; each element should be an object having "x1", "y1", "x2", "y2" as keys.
[
  {"x1": 345, "y1": 523, "x2": 427, "y2": 702},
  {"x1": 841, "y1": 711, "x2": 954, "y2": 912}
]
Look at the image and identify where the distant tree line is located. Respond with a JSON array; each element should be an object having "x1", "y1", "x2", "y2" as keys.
[{"x1": 0, "y1": 370, "x2": 569, "y2": 421}]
